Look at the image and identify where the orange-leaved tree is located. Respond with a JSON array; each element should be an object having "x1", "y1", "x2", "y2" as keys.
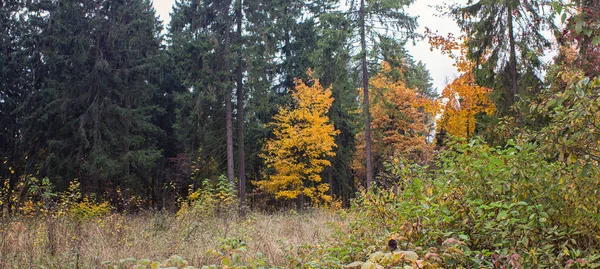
[
  {"x1": 354, "y1": 62, "x2": 438, "y2": 182},
  {"x1": 257, "y1": 71, "x2": 339, "y2": 204},
  {"x1": 428, "y1": 32, "x2": 496, "y2": 139}
]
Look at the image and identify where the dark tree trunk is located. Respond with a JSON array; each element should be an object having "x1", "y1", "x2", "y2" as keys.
[
  {"x1": 507, "y1": 2, "x2": 518, "y2": 105},
  {"x1": 360, "y1": 0, "x2": 373, "y2": 188},
  {"x1": 235, "y1": 0, "x2": 246, "y2": 215},
  {"x1": 223, "y1": 1, "x2": 235, "y2": 185}
]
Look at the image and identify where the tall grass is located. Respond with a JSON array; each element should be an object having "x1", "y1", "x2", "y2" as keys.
[{"x1": 0, "y1": 209, "x2": 342, "y2": 268}]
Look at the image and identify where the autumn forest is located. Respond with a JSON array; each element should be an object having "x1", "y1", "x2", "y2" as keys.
[{"x1": 1, "y1": 0, "x2": 600, "y2": 268}]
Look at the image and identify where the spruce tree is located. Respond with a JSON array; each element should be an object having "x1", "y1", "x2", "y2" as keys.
[
  {"x1": 452, "y1": 0, "x2": 557, "y2": 113},
  {"x1": 21, "y1": 0, "x2": 164, "y2": 198}
]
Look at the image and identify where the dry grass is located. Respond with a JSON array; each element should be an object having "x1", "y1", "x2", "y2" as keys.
[{"x1": 0, "y1": 209, "x2": 344, "y2": 268}]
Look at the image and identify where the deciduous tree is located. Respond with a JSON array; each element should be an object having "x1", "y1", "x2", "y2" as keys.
[
  {"x1": 257, "y1": 72, "x2": 339, "y2": 205},
  {"x1": 354, "y1": 62, "x2": 438, "y2": 180},
  {"x1": 428, "y1": 35, "x2": 496, "y2": 139}
]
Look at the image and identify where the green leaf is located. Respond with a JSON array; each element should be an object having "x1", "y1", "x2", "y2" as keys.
[
  {"x1": 575, "y1": 21, "x2": 584, "y2": 34},
  {"x1": 222, "y1": 257, "x2": 231, "y2": 266}
]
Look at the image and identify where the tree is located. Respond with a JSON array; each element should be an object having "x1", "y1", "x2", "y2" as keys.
[
  {"x1": 309, "y1": 9, "x2": 359, "y2": 203},
  {"x1": 20, "y1": 0, "x2": 164, "y2": 199},
  {"x1": 378, "y1": 36, "x2": 437, "y2": 99},
  {"x1": 0, "y1": 0, "x2": 41, "y2": 213},
  {"x1": 169, "y1": 0, "x2": 235, "y2": 184},
  {"x1": 257, "y1": 72, "x2": 339, "y2": 205},
  {"x1": 350, "y1": 0, "x2": 418, "y2": 188},
  {"x1": 428, "y1": 35, "x2": 496, "y2": 139},
  {"x1": 554, "y1": 0, "x2": 600, "y2": 78},
  {"x1": 354, "y1": 62, "x2": 438, "y2": 180},
  {"x1": 451, "y1": 0, "x2": 557, "y2": 113},
  {"x1": 234, "y1": 0, "x2": 246, "y2": 214}
]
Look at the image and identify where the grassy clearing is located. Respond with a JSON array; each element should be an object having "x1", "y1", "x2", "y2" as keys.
[{"x1": 1, "y1": 209, "x2": 343, "y2": 268}]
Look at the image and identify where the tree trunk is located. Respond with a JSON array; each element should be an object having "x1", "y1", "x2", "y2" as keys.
[
  {"x1": 507, "y1": 2, "x2": 518, "y2": 105},
  {"x1": 224, "y1": 1, "x2": 235, "y2": 185},
  {"x1": 235, "y1": 0, "x2": 246, "y2": 215},
  {"x1": 360, "y1": 0, "x2": 374, "y2": 188},
  {"x1": 283, "y1": 7, "x2": 293, "y2": 90}
]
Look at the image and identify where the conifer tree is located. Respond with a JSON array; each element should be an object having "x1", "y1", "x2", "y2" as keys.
[
  {"x1": 170, "y1": 0, "x2": 235, "y2": 183},
  {"x1": 21, "y1": 0, "x2": 164, "y2": 198},
  {"x1": 452, "y1": 0, "x2": 557, "y2": 113},
  {"x1": 349, "y1": 0, "x2": 418, "y2": 188}
]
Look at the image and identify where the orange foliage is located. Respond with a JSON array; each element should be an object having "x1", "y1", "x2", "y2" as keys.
[
  {"x1": 354, "y1": 62, "x2": 438, "y2": 180},
  {"x1": 257, "y1": 70, "x2": 339, "y2": 204},
  {"x1": 428, "y1": 33, "x2": 495, "y2": 139}
]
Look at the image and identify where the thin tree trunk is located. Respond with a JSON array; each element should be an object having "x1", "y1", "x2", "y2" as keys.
[
  {"x1": 360, "y1": 0, "x2": 373, "y2": 188},
  {"x1": 224, "y1": 1, "x2": 235, "y2": 185},
  {"x1": 328, "y1": 167, "x2": 333, "y2": 197},
  {"x1": 235, "y1": 0, "x2": 246, "y2": 215},
  {"x1": 283, "y1": 7, "x2": 293, "y2": 90},
  {"x1": 507, "y1": 3, "x2": 518, "y2": 104},
  {"x1": 226, "y1": 97, "x2": 234, "y2": 184}
]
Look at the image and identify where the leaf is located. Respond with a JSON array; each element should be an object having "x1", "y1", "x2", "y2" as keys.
[
  {"x1": 360, "y1": 261, "x2": 378, "y2": 269},
  {"x1": 369, "y1": 251, "x2": 385, "y2": 263},
  {"x1": 393, "y1": 250, "x2": 419, "y2": 262},
  {"x1": 575, "y1": 21, "x2": 584, "y2": 34},
  {"x1": 344, "y1": 261, "x2": 364, "y2": 268},
  {"x1": 222, "y1": 257, "x2": 231, "y2": 266}
]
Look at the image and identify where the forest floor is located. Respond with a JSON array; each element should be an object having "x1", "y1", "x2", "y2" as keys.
[{"x1": 1, "y1": 209, "x2": 344, "y2": 268}]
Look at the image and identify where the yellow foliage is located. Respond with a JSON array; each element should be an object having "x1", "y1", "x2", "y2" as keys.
[
  {"x1": 69, "y1": 197, "x2": 111, "y2": 221},
  {"x1": 429, "y1": 35, "x2": 496, "y2": 139},
  {"x1": 257, "y1": 70, "x2": 339, "y2": 204},
  {"x1": 355, "y1": 62, "x2": 438, "y2": 179}
]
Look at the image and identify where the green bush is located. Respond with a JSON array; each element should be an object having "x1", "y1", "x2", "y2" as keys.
[{"x1": 295, "y1": 137, "x2": 600, "y2": 268}]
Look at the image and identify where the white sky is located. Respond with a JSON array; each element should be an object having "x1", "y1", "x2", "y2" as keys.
[{"x1": 151, "y1": 0, "x2": 463, "y2": 92}]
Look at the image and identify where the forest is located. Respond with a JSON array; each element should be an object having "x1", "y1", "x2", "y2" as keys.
[{"x1": 1, "y1": 0, "x2": 599, "y2": 268}]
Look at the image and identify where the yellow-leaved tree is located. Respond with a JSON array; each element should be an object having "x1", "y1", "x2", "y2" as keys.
[
  {"x1": 428, "y1": 33, "x2": 496, "y2": 139},
  {"x1": 257, "y1": 71, "x2": 339, "y2": 204},
  {"x1": 354, "y1": 62, "x2": 439, "y2": 183}
]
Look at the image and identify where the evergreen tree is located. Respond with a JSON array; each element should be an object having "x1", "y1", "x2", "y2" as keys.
[
  {"x1": 0, "y1": 0, "x2": 43, "y2": 213},
  {"x1": 21, "y1": 0, "x2": 164, "y2": 199},
  {"x1": 452, "y1": 0, "x2": 557, "y2": 113},
  {"x1": 169, "y1": 0, "x2": 235, "y2": 183},
  {"x1": 309, "y1": 8, "x2": 359, "y2": 203},
  {"x1": 349, "y1": 0, "x2": 418, "y2": 188}
]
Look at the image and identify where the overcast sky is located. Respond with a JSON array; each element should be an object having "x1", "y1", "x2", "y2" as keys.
[{"x1": 151, "y1": 0, "x2": 463, "y2": 92}]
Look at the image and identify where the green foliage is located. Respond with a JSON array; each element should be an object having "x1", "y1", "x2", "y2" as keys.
[
  {"x1": 282, "y1": 136, "x2": 600, "y2": 268},
  {"x1": 451, "y1": 0, "x2": 557, "y2": 114},
  {"x1": 177, "y1": 175, "x2": 237, "y2": 218},
  {"x1": 204, "y1": 238, "x2": 269, "y2": 269},
  {"x1": 17, "y1": 0, "x2": 165, "y2": 201}
]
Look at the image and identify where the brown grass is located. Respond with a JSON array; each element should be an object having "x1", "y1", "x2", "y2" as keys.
[{"x1": 0, "y1": 209, "x2": 343, "y2": 268}]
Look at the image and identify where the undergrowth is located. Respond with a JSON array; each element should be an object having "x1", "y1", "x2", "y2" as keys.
[{"x1": 2, "y1": 139, "x2": 600, "y2": 268}]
